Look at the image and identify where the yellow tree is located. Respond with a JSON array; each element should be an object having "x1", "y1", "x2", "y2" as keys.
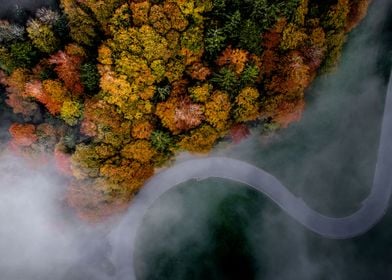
[
  {"x1": 60, "y1": 100, "x2": 83, "y2": 126},
  {"x1": 189, "y1": 83, "x2": 212, "y2": 103},
  {"x1": 60, "y1": 0, "x2": 99, "y2": 46},
  {"x1": 234, "y1": 87, "x2": 260, "y2": 122},
  {"x1": 121, "y1": 140, "x2": 156, "y2": 163},
  {"x1": 41, "y1": 79, "x2": 68, "y2": 114},
  {"x1": 130, "y1": 1, "x2": 150, "y2": 26},
  {"x1": 178, "y1": 125, "x2": 220, "y2": 153},
  {"x1": 26, "y1": 19, "x2": 59, "y2": 53},
  {"x1": 80, "y1": 0, "x2": 124, "y2": 33},
  {"x1": 204, "y1": 90, "x2": 231, "y2": 131}
]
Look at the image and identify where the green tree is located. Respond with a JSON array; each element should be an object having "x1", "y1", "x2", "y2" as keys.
[
  {"x1": 0, "y1": 47, "x2": 15, "y2": 73},
  {"x1": 80, "y1": 62, "x2": 100, "y2": 92},
  {"x1": 223, "y1": 10, "x2": 241, "y2": 40},
  {"x1": 154, "y1": 85, "x2": 171, "y2": 102},
  {"x1": 150, "y1": 130, "x2": 174, "y2": 152},
  {"x1": 240, "y1": 64, "x2": 259, "y2": 87},
  {"x1": 10, "y1": 42, "x2": 38, "y2": 68},
  {"x1": 211, "y1": 67, "x2": 239, "y2": 94},
  {"x1": 205, "y1": 27, "x2": 226, "y2": 57},
  {"x1": 239, "y1": 19, "x2": 262, "y2": 54}
]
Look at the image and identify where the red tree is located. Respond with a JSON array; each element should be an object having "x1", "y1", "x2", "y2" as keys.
[
  {"x1": 230, "y1": 123, "x2": 250, "y2": 144},
  {"x1": 49, "y1": 49, "x2": 84, "y2": 95},
  {"x1": 9, "y1": 123, "x2": 38, "y2": 147}
]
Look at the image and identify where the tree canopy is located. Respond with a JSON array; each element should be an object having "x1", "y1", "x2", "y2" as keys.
[{"x1": 0, "y1": 0, "x2": 372, "y2": 221}]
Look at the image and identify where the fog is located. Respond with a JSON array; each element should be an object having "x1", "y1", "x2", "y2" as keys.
[
  {"x1": 0, "y1": 0, "x2": 57, "y2": 20},
  {"x1": 0, "y1": 153, "x2": 116, "y2": 280},
  {"x1": 0, "y1": 153, "x2": 75, "y2": 279},
  {"x1": 0, "y1": 0, "x2": 391, "y2": 279}
]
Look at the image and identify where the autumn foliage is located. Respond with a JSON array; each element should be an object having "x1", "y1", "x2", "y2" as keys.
[
  {"x1": 230, "y1": 124, "x2": 251, "y2": 144},
  {"x1": 49, "y1": 44, "x2": 85, "y2": 95},
  {"x1": 9, "y1": 123, "x2": 38, "y2": 146},
  {"x1": 0, "y1": 0, "x2": 370, "y2": 221}
]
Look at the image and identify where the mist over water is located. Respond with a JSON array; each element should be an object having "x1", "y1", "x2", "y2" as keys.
[{"x1": 0, "y1": 0, "x2": 391, "y2": 280}]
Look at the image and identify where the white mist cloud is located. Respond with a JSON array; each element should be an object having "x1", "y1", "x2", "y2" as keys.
[
  {"x1": 0, "y1": 153, "x2": 119, "y2": 280},
  {"x1": 0, "y1": 153, "x2": 79, "y2": 279}
]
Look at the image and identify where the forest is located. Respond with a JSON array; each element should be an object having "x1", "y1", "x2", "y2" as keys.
[{"x1": 0, "y1": 0, "x2": 371, "y2": 221}]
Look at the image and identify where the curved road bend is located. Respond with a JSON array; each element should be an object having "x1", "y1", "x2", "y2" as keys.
[{"x1": 109, "y1": 70, "x2": 392, "y2": 279}]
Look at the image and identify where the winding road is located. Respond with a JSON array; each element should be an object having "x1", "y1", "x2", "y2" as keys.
[{"x1": 109, "y1": 69, "x2": 392, "y2": 279}]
